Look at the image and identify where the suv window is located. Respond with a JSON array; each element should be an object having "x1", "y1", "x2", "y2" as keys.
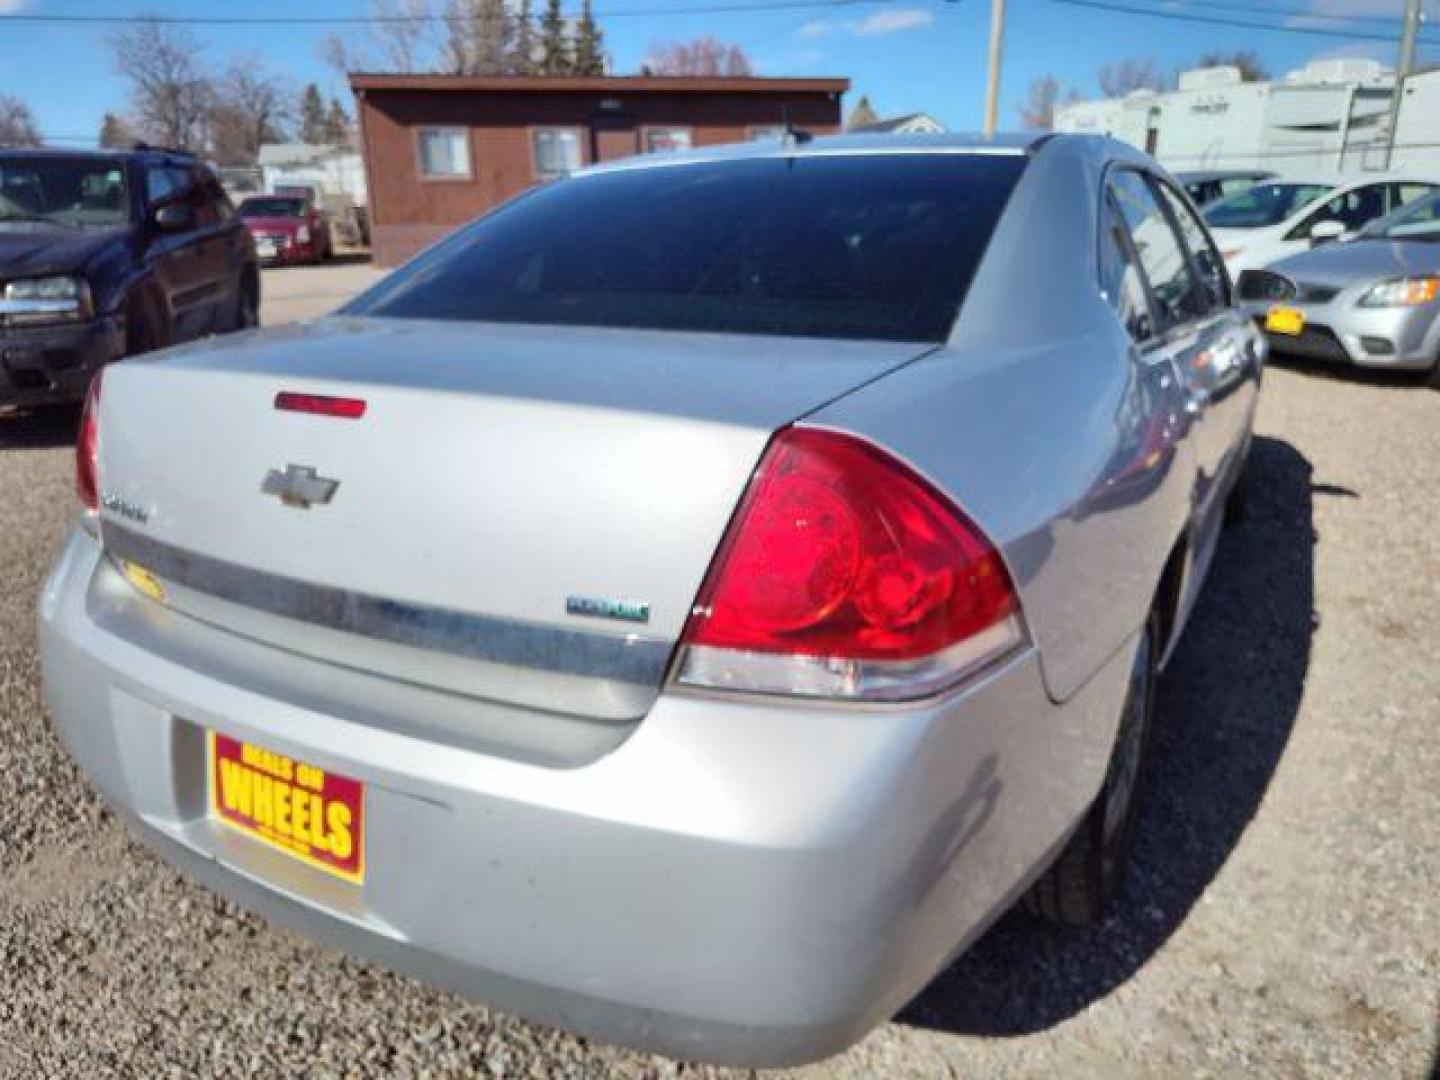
[
  {"x1": 1100, "y1": 191, "x2": 1155, "y2": 342},
  {"x1": 1109, "y1": 169, "x2": 1203, "y2": 331},
  {"x1": 145, "y1": 165, "x2": 192, "y2": 206},
  {"x1": 1155, "y1": 179, "x2": 1229, "y2": 311},
  {"x1": 346, "y1": 154, "x2": 1030, "y2": 344}
]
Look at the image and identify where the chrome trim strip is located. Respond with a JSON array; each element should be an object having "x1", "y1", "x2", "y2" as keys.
[{"x1": 101, "y1": 523, "x2": 674, "y2": 686}]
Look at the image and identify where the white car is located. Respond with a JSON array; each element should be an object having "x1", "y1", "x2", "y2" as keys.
[{"x1": 1204, "y1": 174, "x2": 1440, "y2": 278}]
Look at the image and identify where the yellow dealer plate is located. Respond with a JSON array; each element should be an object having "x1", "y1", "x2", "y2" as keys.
[
  {"x1": 1264, "y1": 306, "x2": 1305, "y2": 336},
  {"x1": 208, "y1": 732, "x2": 364, "y2": 884}
]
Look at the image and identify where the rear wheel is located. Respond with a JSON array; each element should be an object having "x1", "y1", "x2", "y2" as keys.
[
  {"x1": 1024, "y1": 611, "x2": 1158, "y2": 925},
  {"x1": 232, "y1": 269, "x2": 260, "y2": 331}
]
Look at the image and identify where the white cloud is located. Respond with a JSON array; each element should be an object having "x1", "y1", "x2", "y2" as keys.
[
  {"x1": 794, "y1": 7, "x2": 935, "y2": 40},
  {"x1": 852, "y1": 8, "x2": 935, "y2": 35}
]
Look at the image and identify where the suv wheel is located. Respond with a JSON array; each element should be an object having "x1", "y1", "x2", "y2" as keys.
[
  {"x1": 1023, "y1": 610, "x2": 1158, "y2": 925},
  {"x1": 234, "y1": 270, "x2": 260, "y2": 331}
]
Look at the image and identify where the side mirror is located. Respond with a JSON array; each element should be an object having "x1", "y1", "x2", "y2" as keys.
[
  {"x1": 1309, "y1": 219, "x2": 1346, "y2": 246},
  {"x1": 152, "y1": 202, "x2": 195, "y2": 233}
]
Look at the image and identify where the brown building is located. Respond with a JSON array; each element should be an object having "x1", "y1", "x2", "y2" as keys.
[{"x1": 350, "y1": 74, "x2": 850, "y2": 265}]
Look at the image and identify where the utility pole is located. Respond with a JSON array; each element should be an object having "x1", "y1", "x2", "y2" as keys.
[
  {"x1": 983, "y1": 0, "x2": 1005, "y2": 138},
  {"x1": 1383, "y1": 0, "x2": 1423, "y2": 168}
]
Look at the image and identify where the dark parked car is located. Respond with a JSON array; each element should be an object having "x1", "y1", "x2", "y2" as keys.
[
  {"x1": 238, "y1": 194, "x2": 333, "y2": 266},
  {"x1": 0, "y1": 146, "x2": 259, "y2": 412}
]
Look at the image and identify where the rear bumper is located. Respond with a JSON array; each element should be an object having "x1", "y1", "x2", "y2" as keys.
[
  {"x1": 38, "y1": 529, "x2": 1134, "y2": 1066},
  {"x1": 0, "y1": 316, "x2": 124, "y2": 408}
]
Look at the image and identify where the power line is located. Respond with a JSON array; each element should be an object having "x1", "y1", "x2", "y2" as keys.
[
  {"x1": 1048, "y1": 0, "x2": 1440, "y2": 45},
  {"x1": 1171, "y1": 0, "x2": 1426, "y2": 29},
  {"x1": 0, "y1": 0, "x2": 902, "y2": 27}
]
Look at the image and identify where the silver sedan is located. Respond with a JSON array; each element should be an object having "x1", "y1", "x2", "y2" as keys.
[
  {"x1": 38, "y1": 133, "x2": 1261, "y2": 1066},
  {"x1": 1238, "y1": 189, "x2": 1440, "y2": 385}
]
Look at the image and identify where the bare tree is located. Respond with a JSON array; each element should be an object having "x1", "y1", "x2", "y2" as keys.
[
  {"x1": 323, "y1": 97, "x2": 354, "y2": 147},
  {"x1": 323, "y1": 0, "x2": 443, "y2": 76},
  {"x1": 440, "y1": 0, "x2": 513, "y2": 75},
  {"x1": 0, "y1": 94, "x2": 42, "y2": 148},
  {"x1": 99, "y1": 112, "x2": 137, "y2": 149},
  {"x1": 646, "y1": 36, "x2": 753, "y2": 77},
  {"x1": 1194, "y1": 49, "x2": 1269, "y2": 82},
  {"x1": 1018, "y1": 75, "x2": 1060, "y2": 130},
  {"x1": 209, "y1": 57, "x2": 292, "y2": 164},
  {"x1": 1098, "y1": 58, "x2": 1163, "y2": 98},
  {"x1": 107, "y1": 19, "x2": 215, "y2": 149}
]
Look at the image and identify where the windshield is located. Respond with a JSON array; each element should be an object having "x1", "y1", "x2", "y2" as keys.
[
  {"x1": 240, "y1": 197, "x2": 305, "y2": 218},
  {"x1": 0, "y1": 156, "x2": 131, "y2": 230},
  {"x1": 1360, "y1": 191, "x2": 1440, "y2": 241},
  {"x1": 1202, "y1": 182, "x2": 1334, "y2": 229},
  {"x1": 346, "y1": 154, "x2": 1028, "y2": 343}
]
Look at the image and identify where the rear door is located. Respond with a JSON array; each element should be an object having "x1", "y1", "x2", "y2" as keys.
[
  {"x1": 1106, "y1": 168, "x2": 1243, "y2": 564},
  {"x1": 184, "y1": 167, "x2": 242, "y2": 333},
  {"x1": 143, "y1": 163, "x2": 211, "y2": 341}
]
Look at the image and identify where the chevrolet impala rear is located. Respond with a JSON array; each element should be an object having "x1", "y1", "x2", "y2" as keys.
[{"x1": 37, "y1": 134, "x2": 1260, "y2": 1066}]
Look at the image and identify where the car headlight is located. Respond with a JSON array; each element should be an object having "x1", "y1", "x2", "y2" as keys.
[
  {"x1": 1357, "y1": 276, "x2": 1439, "y2": 308},
  {"x1": 295, "y1": 225, "x2": 311, "y2": 244},
  {"x1": 0, "y1": 275, "x2": 94, "y2": 327}
]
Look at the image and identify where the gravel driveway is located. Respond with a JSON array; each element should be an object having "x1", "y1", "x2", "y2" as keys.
[{"x1": 1, "y1": 274, "x2": 1435, "y2": 1077}]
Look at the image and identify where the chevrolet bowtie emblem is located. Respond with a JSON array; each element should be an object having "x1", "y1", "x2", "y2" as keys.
[{"x1": 261, "y1": 465, "x2": 339, "y2": 509}]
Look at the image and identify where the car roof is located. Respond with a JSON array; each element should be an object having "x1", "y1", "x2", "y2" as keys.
[
  {"x1": 1176, "y1": 169, "x2": 1272, "y2": 182},
  {"x1": 576, "y1": 130, "x2": 1057, "y2": 178},
  {"x1": 0, "y1": 145, "x2": 197, "y2": 167}
]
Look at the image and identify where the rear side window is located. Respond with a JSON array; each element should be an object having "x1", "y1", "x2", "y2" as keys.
[
  {"x1": 1155, "y1": 180, "x2": 1229, "y2": 311},
  {"x1": 346, "y1": 154, "x2": 1029, "y2": 343},
  {"x1": 1100, "y1": 192, "x2": 1155, "y2": 342},
  {"x1": 1109, "y1": 169, "x2": 1204, "y2": 331}
]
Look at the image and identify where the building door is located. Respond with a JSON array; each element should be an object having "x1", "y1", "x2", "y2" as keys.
[{"x1": 592, "y1": 118, "x2": 639, "y2": 163}]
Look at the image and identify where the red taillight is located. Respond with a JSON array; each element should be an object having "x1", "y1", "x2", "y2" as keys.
[
  {"x1": 676, "y1": 427, "x2": 1024, "y2": 700},
  {"x1": 275, "y1": 391, "x2": 367, "y2": 419},
  {"x1": 76, "y1": 371, "x2": 102, "y2": 514}
]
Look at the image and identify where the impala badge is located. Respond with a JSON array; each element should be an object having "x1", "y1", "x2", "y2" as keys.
[
  {"x1": 262, "y1": 465, "x2": 339, "y2": 509},
  {"x1": 567, "y1": 596, "x2": 651, "y2": 624}
]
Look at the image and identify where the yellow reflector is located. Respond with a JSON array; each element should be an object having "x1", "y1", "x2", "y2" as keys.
[{"x1": 119, "y1": 559, "x2": 166, "y2": 603}]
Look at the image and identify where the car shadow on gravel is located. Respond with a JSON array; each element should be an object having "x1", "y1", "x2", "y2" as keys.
[
  {"x1": 900, "y1": 434, "x2": 1316, "y2": 1037},
  {"x1": 0, "y1": 406, "x2": 80, "y2": 451}
]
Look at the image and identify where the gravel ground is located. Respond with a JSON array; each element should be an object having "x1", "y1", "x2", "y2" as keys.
[{"x1": 0, "y1": 273, "x2": 1436, "y2": 1077}]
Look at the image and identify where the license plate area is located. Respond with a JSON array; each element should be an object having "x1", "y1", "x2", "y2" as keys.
[
  {"x1": 1264, "y1": 306, "x2": 1305, "y2": 336},
  {"x1": 207, "y1": 731, "x2": 364, "y2": 884}
]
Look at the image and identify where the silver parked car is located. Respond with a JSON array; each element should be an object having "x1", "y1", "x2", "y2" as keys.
[
  {"x1": 1237, "y1": 188, "x2": 1440, "y2": 385},
  {"x1": 38, "y1": 133, "x2": 1262, "y2": 1066}
]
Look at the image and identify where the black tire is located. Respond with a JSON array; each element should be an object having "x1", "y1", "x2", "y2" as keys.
[
  {"x1": 1427, "y1": 355, "x2": 1440, "y2": 390},
  {"x1": 124, "y1": 291, "x2": 167, "y2": 357},
  {"x1": 232, "y1": 269, "x2": 260, "y2": 331},
  {"x1": 1023, "y1": 611, "x2": 1159, "y2": 925}
]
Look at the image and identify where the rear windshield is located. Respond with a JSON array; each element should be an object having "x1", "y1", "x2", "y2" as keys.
[
  {"x1": 1202, "y1": 182, "x2": 1333, "y2": 229},
  {"x1": 346, "y1": 153, "x2": 1029, "y2": 343},
  {"x1": 240, "y1": 197, "x2": 305, "y2": 217}
]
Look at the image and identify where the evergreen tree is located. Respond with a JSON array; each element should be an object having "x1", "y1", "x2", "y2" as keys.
[
  {"x1": 509, "y1": 0, "x2": 537, "y2": 73},
  {"x1": 298, "y1": 83, "x2": 327, "y2": 144},
  {"x1": 539, "y1": 0, "x2": 569, "y2": 76},
  {"x1": 323, "y1": 97, "x2": 352, "y2": 146},
  {"x1": 571, "y1": 0, "x2": 603, "y2": 76}
]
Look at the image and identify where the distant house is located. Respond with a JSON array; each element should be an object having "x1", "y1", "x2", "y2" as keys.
[
  {"x1": 850, "y1": 112, "x2": 947, "y2": 136},
  {"x1": 257, "y1": 143, "x2": 368, "y2": 208},
  {"x1": 349, "y1": 73, "x2": 850, "y2": 265}
]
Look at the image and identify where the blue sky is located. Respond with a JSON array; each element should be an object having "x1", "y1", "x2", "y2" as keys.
[{"x1": 2, "y1": 0, "x2": 1436, "y2": 147}]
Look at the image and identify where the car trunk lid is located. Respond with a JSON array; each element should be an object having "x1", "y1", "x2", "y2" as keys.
[{"x1": 95, "y1": 317, "x2": 927, "y2": 721}]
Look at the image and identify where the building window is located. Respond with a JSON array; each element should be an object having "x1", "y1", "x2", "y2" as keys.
[
  {"x1": 643, "y1": 127, "x2": 693, "y2": 154},
  {"x1": 532, "y1": 128, "x2": 583, "y2": 180},
  {"x1": 417, "y1": 127, "x2": 471, "y2": 178},
  {"x1": 747, "y1": 125, "x2": 786, "y2": 142}
]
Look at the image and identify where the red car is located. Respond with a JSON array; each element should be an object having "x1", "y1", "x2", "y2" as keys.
[{"x1": 237, "y1": 195, "x2": 332, "y2": 265}]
